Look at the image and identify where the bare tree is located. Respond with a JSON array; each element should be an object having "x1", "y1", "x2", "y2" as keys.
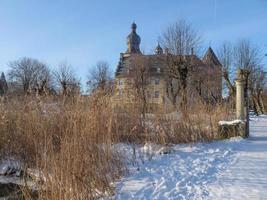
[
  {"x1": 53, "y1": 62, "x2": 80, "y2": 96},
  {"x1": 8, "y1": 57, "x2": 52, "y2": 95},
  {"x1": 160, "y1": 19, "x2": 201, "y2": 111},
  {"x1": 129, "y1": 55, "x2": 152, "y2": 120},
  {"x1": 234, "y1": 40, "x2": 265, "y2": 115},
  {"x1": 164, "y1": 55, "x2": 189, "y2": 110},
  {"x1": 87, "y1": 61, "x2": 112, "y2": 93},
  {"x1": 218, "y1": 39, "x2": 266, "y2": 114},
  {"x1": 217, "y1": 42, "x2": 235, "y2": 98},
  {"x1": 234, "y1": 40, "x2": 261, "y2": 73},
  {"x1": 34, "y1": 66, "x2": 53, "y2": 96},
  {"x1": 160, "y1": 19, "x2": 201, "y2": 55},
  {"x1": 253, "y1": 70, "x2": 266, "y2": 114}
]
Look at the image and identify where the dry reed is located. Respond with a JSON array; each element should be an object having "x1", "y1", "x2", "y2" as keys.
[{"x1": 0, "y1": 93, "x2": 125, "y2": 199}]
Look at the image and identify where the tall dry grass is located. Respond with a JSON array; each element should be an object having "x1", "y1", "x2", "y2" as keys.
[
  {"x1": 114, "y1": 100, "x2": 234, "y2": 144},
  {"x1": 0, "y1": 93, "x2": 125, "y2": 199}
]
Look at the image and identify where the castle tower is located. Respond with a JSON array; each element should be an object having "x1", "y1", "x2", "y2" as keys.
[
  {"x1": 126, "y1": 22, "x2": 141, "y2": 54},
  {"x1": 155, "y1": 43, "x2": 163, "y2": 55}
]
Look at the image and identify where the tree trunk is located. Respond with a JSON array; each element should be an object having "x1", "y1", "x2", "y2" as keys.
[
  {"x1": 257, "y1": 91, "x2": 265, "y2": 114},
  {"x1": 252, "y1": 94, "x2": 260, "y2": 115},
  {"x1": 223, "y1": 71, "x2": 235, "y2": 97}
]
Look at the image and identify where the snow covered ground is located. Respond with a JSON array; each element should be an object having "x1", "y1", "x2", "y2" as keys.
[
  {"x1": 113, "y1": 115, "x2": 267, "y2": 200},
  {"x1": 208, "y1": 115, "x2": 267, "y2": 199}
]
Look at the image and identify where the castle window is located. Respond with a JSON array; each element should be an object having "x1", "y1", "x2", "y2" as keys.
[
  {"x1": 119, "y1": 89, "x2": 123, "y2": 96},
  {"x1": 157, "y1": 67, "x2": 160, "y2": 73},
  {"x1": 154, "y1": 91, "x2": 159, "y2": 98},
  {"x1": 155, "y1": 78, "x2": 160, "y2": 85},
  {"x1": 118, "y1": 79, "x2": 123, "y2": 85}
]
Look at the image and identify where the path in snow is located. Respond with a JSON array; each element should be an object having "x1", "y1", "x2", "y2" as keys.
[
  {"x1": 208, "y1": 115, "x2": 267, "y2": 199},
  {"x1": 113, "y1": 115, "x2": 267, "y2": 200}
]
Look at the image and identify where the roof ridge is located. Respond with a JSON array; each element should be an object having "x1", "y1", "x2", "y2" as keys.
[{"x1": 203, "y1": 47, "x2": 221, "y2": 66}]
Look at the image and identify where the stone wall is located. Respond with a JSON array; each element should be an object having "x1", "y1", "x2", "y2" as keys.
[{"x1": 218, "y1": 120, "x2": 246, "y2": 139}]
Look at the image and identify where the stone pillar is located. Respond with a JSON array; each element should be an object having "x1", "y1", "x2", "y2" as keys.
[{"x1": 235, "y1": 69, "x2": 245, "y2": 120}]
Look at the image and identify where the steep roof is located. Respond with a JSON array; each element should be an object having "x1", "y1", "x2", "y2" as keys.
[
  {"x1": 202, "y1": 47, "x2": 221, "y2": 66},
  {"x1": 115, "y1": 53, "x2": 207, "y2": 77}
]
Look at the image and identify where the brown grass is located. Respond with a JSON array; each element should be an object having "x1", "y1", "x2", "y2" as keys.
[
  {"x1": 0, "y1": 93, "x2": 125, "y2": 199},
  {"x1": 114, "y1": 100, "x2": 234, "y2": 144}
]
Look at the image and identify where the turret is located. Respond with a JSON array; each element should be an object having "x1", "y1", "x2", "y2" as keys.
[
  {"x1": 155, "y1": 43, "x2": 163, "y2": 55},
  {"x1": 126, "y1": 22, "x2": 141, "y2": 54}
]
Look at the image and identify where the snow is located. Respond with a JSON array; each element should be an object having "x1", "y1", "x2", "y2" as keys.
[
  {"x1": 112, "y1": 115, "x2": 267, "y2": 200},
  {"x1": 113, "y1": 140, "x2": 242, "y2": 199},
  {"x1": 218, "y1": 119, "x2": 245, "y2": 125},
  {"x1": 0, "y1": 158, "x2": 22, "y2": 176},
  {"x1": 0, "y1": 159, "x2": 39, "y2": 190},
  {"x1": 208, "y1": 115, "x2": 267, "y2": 199}
]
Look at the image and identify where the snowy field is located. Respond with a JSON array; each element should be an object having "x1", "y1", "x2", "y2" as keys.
[{"x1": 113, "y1": 115, "x2": 267, "y2": 200}]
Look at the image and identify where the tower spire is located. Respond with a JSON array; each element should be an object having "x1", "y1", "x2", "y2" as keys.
[
  {"x1": 131, "y1": 22, "x2": 137, "y2": 32},
  {"x1": 155, "y1": 42, "x2": 163, "y2": 55},
  {"x1": 126, "y1": 22, "x2": 141, "y2": 54}
]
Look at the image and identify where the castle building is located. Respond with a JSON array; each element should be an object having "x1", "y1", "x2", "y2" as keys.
[{"x1": 114, "y1": 23, "x2": 222, "y2": 113}]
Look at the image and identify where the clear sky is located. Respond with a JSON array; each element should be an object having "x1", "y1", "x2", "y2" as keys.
[{"x1": 0, "y1": 0, "x2": 267, "y2": 88}]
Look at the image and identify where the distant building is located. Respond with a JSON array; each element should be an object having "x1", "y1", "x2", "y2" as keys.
[{"x1": 114, "y1": 23, "x2": 222, "y2": 113}]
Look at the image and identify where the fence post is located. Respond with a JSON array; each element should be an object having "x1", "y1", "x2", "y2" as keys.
[{"x1": 235, "y1": 69, "x2": 245, "y2": 120}]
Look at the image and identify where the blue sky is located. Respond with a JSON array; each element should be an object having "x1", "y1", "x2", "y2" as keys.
[{"x1": 0, "y1": 0, "x2": 267, "y2": 88}]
